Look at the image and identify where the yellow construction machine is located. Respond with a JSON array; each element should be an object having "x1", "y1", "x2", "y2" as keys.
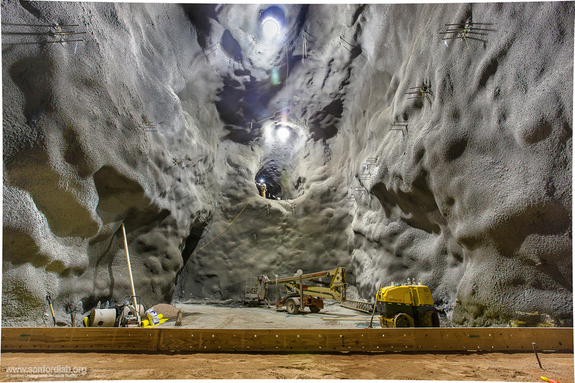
[
  {"x1": 244, "y1": 267, "x2": 347, "y2": 314},
  {"x1": 342, "y1": 280, "x2": 440, "y2": 327},
  {"x1": 375, "y1": 282, "x2": 439, "y2": 327}
]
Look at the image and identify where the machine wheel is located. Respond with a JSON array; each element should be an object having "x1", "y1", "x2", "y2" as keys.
[
  {"x1": 430, "y1": 311, "x2": 440, "y2": 327},
  {"x1": 309, "y1": 305, "x2": 321, "y2": 313},
  {"x1": 422, "y1": 311, "x2": 440, "y2": 327},
  {"x1": 286, "y1": 299, "x2": 300, "y2": 314},
  {"x1": 393, "y1": 313, "x2": 414, "y2": 328},
  {"x1": 379, "y1": 316, "x2": 392, "y2": 328}
]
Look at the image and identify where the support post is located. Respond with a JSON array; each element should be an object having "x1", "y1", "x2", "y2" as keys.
[
  {"x1": 46, "y1": 295, "x2": 56, "y2": 326},
  {"x1": 299, "y1": 275, "x2": 304, "y2": 312},
  {"x1": 275, "y1": 274, "x2": 279, "y2": 311},
  {"x1": 369, "y1": 284, "x2": 382, "y2": 328},
  {"x1": 122, "y1": 223, "x2": 141, "y2": 326}
]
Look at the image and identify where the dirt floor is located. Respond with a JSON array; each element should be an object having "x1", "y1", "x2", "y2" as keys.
[
  {"x1": 0, "y1": 351, "x2": 572, "y2": 381},
  {"x1": 165, "y1": 301, "x2": 383, "y2": 329},
  {"x1": 1, "y1": 304, "x2": 573, "y2": 381}
]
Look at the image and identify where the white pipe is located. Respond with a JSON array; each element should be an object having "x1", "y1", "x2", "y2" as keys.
[{"x1": 122, "y1": 223, "x2": 141, "y2": 326}]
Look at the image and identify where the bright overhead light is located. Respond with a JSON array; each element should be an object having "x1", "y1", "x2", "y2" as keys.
[
  {"x1": 259, "y1": 6, "x2": 285, "y2": 42},
  {"x1": 277, "y1": 126, "x2": 290, "y2": 141},
  {"x1": 260, "y1": 179, "x2": 265, "y2": 183},
  {"x1": 262, "y1": 18, "x2": 279, "y2": 38}
]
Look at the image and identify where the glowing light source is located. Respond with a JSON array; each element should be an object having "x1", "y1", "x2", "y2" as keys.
[
  {"x1": 260, "y1": 179, "x2": 265, "y2": 183},
  {"x1": 277, "y1": 126, "x2": 290, "y2": 141},
  {"x1": 262, "y1": 18, "x2": 279, "y2": 38},
  {"x1": 270, "y1": 67, "x2": 281, "y2": 85}
]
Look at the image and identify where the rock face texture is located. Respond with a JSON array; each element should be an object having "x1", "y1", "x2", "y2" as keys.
[{"x1": 2, "y1": 2, "x2": 572, "y2": 327}]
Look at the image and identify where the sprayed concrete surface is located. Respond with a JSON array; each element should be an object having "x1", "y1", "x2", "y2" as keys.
[
  {"x1": 0, "y1": 352, "x2": 573, "y2": 381},
  {"x1": 2, "y1": 1, "x2": 572, "y2": 328}
]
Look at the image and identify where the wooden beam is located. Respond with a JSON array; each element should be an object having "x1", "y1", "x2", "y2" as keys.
[{"x1": 2, "y1": 327, "x2": 572, "y2": 354}]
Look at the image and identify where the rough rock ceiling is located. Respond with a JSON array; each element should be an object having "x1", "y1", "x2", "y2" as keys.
[{"x1": 182, "y1": 4, "x2": 363, "y2": 197}]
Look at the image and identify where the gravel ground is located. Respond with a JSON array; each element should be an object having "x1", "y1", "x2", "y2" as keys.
[
  {"x1": 1, "y1": 352, "x2": 572, "y2": 381},
  {"x1": 164, "y1": 301, "x2": 377, "y2": 329}
]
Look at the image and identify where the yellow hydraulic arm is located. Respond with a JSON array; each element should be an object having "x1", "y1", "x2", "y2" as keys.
[{"x1": 272, "y1": 267, "x2": 347, "y2": 303}]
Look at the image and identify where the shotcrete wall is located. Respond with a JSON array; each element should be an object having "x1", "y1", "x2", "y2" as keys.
[{"x1": 2, "y1": 1, "x2": 572, "y2": 327}]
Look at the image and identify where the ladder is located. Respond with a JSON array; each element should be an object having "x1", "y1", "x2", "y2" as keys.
[{"x1": 340, "y1": 299, "x2": 374, "y2": 314}]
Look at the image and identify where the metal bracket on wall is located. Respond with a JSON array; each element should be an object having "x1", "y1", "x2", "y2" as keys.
[
  {"x1": 360, "y1": 157, "x2": 378, "y2": 184},
  {"x1": 339, "y1": 36, "x2": 357, "y2": 52},
  {"x1": 205, "y1": 42, "x2": 220, "y2": 56},
  {"x1": 364, "y1": 157, "x2": 377, "y2": 168},
  {"x1": 391, "y1": 121, "x2": 408, "y2": 137},
  {"x1": 302, "y1": 30, "x2": 309, "y2": 64},
  {"x1": 406, "y1": 82, "x2": 432, "y2": 103},
  {"x1": 439, "y1": 22, "x2": 494, "y2": 49},
  {"x1": 172, "y1": 158, "x2": 187, "y2": 168},
  {"x1": 354, "y1": 186, "x2": 368, "y2": 199},
  {"x1": 1, "y1": 22, "x2": 86, "y2": 46},
  {"x1": 142, "y1": 117, "x2": 157, "y2": 133},
  {"x1": 359, "y1": 173, "x2": 372, "y2": 183},
  {"x1": 338, "y1": 25, "x2": 358, "y2": 52}
]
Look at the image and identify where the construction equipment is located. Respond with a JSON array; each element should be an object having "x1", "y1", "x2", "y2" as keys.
[
  {"x1": 341, "y1": 280, "x2": 440, "y2": 328},
  {"x1": 65, "y1": 302, "x2": 82, "y2": 327},
  {"x1": 84, "y1": 296, "x2": 145, "y2": 328},
  {"x1": 175, "y1": 309, "x2": 183, "y2": 326},
  {"x1": 533, "y1": 342, "x2": 544, "y2": 370},
  {"x1": 118, "y1": 295, "x2": 145, "y2": 327},
  {"x1": 244, "y1": 276, "x2": 267, "y2": 306},
  {"x1": 121, "y1": 223, "x2": 141, "y2": 326},
  {"x1": 341, "y1": 299, "x2": 373, "y2": 313},
  {"x1": 244, "y1": 267, "x2": 347, "y2": 314},
  {"x1": 376, "y1": 282, "x2": 439, "y2": 328},
  {"x1": 46, "y1": 295, "x2": 56, "y2": 326}
]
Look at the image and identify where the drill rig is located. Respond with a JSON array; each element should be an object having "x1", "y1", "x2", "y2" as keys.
[{"x1": 244, "y1": 267, "x2": 347, "y2": 314}]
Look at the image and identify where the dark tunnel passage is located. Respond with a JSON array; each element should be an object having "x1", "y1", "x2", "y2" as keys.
[{"x1": 255, "y1": 164, "x2": 282, "y2": 199}]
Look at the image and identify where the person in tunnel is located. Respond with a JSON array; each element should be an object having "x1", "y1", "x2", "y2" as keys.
[{"x1": 256, "y1": 179, "x2": 267, "y2": 198}]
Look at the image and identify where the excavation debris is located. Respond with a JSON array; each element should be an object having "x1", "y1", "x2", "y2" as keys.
[{"x1": 151, "y1": 304, "x2": 180, "y2": 319}]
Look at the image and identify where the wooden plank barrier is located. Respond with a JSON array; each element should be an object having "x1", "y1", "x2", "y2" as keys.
[{"x1": 2, "y1": 327, "x2": 572, "y2": 354}]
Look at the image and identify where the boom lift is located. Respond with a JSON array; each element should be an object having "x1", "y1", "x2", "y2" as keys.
[{"x1": 244, "y1": 267, "x2": 347, "y2": 314}]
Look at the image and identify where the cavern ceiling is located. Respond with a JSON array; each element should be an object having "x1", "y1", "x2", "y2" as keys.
[{"x1": 2, "y1": 1, "x2": 573, "y2": 327}]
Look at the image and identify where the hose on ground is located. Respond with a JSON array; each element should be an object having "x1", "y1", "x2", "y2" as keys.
[
  {"x1": 369, "y1": 284, "x2": 381, "y2": 328},
  {"x1": 191, "y1": 196, "x2": 258, "y2": 256},
  {"x1": 199, "y1": 168, "x2": 242, "y2": 240}
]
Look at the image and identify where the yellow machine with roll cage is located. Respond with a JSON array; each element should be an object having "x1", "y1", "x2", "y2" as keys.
[{"x1": 376, "y1": 282, "x2": 440, "y2": 328}]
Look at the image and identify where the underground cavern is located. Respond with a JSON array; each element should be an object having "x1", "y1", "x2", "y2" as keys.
[{"x1": 1, "y1": 0, "x2": 572, "y2": 338}]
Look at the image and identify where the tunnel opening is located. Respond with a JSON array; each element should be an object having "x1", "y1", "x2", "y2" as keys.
[
  {"x1": 255, "y1": 121, "x2": 306, "y2": 201},
  {"x1": 175, "y1": 221, "x2": 209, "y2": 302},
  {"x1": 181, "y1": 223, "x2": 207, "y2": 266},
  {"x1": 255, "y1": 164, "x2": 282, "y2": 199}
]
